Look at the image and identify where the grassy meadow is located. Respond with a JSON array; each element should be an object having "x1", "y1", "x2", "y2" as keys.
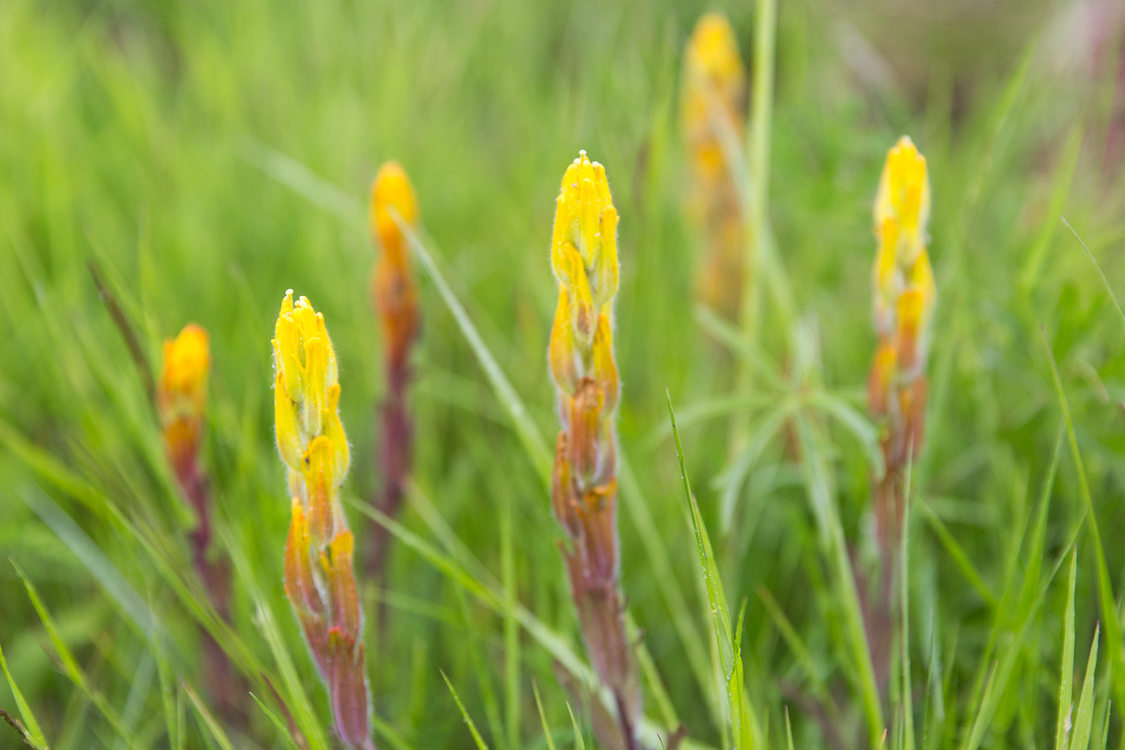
[{"x1": 2, "y1": 0, "x2": 1125, "y2": 747}]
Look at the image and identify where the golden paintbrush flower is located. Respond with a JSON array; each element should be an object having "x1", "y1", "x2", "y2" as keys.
[
  {"x1": 548, "y1": 151, "x2": 637, "y2": 748},
  {"x1": 272, "y1": 291, "x2": 372, "y2": 749}
]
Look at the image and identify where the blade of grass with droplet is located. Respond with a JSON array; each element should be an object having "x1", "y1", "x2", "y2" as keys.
[
  {"x1": 0, "y1": 639, "x2": 46, "y2": 749},
  {"x1": 1069, "y1": 625, "x2": 1100, "y2": 750},
  {"x1": 618, "y1": 454, "x2": 717, "y2": 723},
  {"x1": 667, "y1": 391, "x2": 762, "y2": 750},
  {"x1": 442, "y1": 670, "x2": 490, "y2": 750},
  {"x1": 1056, "y1": 548, "x2": 1078, "y2": 750}
]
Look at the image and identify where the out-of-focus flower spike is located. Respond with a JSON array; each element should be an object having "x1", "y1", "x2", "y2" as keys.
[
  {"x1": 682, "y1": 12, "x2": 748, "y2": 320},
  {"x1": 868, "y1": 135, "x2": 936, "y2": 595}
]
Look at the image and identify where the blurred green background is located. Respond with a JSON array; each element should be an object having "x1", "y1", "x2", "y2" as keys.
[{"x1": 2, "y1": 0, "x2": 1125, "y2": 747}]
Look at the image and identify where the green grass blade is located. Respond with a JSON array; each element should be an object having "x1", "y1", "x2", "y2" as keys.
[
  {"x1": 1060, "y1": 217, "x2": 1125, "y2": 327},
  {"x1": 1056, "y1": 548, "x2": 1078, "y2": 750},
  {"x1": 1040, "y1": 325, "x2": 1125, "y2": 707},
  {"x1": 667, "y1": 390, "x2": 762, "y2": 750},
  {"x1": 248, "y1": 693, "x2": 300, "y2": 750},
  {"x1": 565, "y1": 700, "x2": 587, "y2": 750},
  {"x1": 1069, "y1": 625, "x2": 1100, "y2": 750},
  {"x1": 183, "y1": 682, "x2": 235, "y2": 750},
  {"x1": 791, "y1": 413, "x2": 884, "y2": 744},
  {"x1": 401, "y1": 220, "x2": 554, "y2": 483},
  {"x1": 442, "y1": 670, "x2": 491, "y2": 750},
  {"x1": 11, "y1": 559, "x2": 142, "y2": 750},
  {"x1": 0, "y1": 639, "x2": 47, "y2": 749},
  {"x1": 532, "y1": 681, "x2": 558, "y2": 750}
]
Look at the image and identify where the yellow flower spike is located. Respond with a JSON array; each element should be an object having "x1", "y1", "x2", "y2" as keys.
[
  {"x1": 370, "y1": 161, "x2": 419, "y2": 256},
  {"x1": 868, "y1": 135, "x2": 936, "y2": 585},
  {"x1": 546, "y1": 152, "x2": 637, "y2": 746},
  {"x1": 682, "y1": 12, "x2": 748, "y2": 321},
  {"x1": 272, "y1": 290, "x2": 370, "y2": 747}
]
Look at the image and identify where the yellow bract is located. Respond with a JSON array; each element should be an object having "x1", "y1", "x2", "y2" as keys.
[
  {"x1": 684, "y1": 13, "x2": 745, "y2": 96},
  {"x1": 874, "y1": 135, "x2": 931, "y2": 267},
  {"x1": 272, "y1": 291, "x2": 349, "y2": 480},
  {"x1": 552, "y1": 150, "x2": 619, "y2": 311},
  {"x1": 161, "y1": 324, "x2": 209, "y2": 402}
]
